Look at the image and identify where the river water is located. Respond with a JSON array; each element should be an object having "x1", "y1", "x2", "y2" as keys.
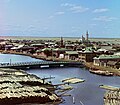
[{"x1": 0, "y1": 54, "x2": 120, "y2": 105}]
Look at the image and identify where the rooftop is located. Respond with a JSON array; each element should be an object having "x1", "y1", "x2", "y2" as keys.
[
  {"x1": 94, "y1": 55, "x2": 120, "y2": 60},
  {"x1": 65, "y1": 51, "x2": 78, "y2": 55}
]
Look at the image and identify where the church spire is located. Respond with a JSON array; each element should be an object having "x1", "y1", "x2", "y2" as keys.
[
  {"x1": 86, "y1": 30, "x2": 89, "y2": 42},
  {"x1": 60, "y1": 37, "x2": 64, "y2": 47}
]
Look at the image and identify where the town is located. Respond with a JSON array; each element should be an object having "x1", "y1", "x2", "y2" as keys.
[
  {"x1": 0, "y1": 32, "x2": 120, "y2": 105},
  {"x1": 0, "y1": 31, "x2": 120, "y2": 76}
]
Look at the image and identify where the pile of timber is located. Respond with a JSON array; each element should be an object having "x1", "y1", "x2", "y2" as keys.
[
  {"x1": 0, "y1": 68, "x2": 60, "y2": 105},
  {"x1": 62, "y1": 77, "x2": 85, "y2": 84},
  {"x1": 100, "y1": 85, "x2": 120, "y2": 105},
  {"x1": 104, "y1": 90, "x2": 120, "y2": 105}
]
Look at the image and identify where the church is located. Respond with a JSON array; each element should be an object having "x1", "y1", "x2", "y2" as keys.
[{"x1": 81, "y1": 31, "x2": 89, "y2": 43}]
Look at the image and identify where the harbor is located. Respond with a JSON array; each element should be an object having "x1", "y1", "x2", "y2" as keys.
[
  {"x1": 0, "y1": 53, "x2": 120, "y2": 105},
  {"x1": 1, "y1": 0, "x2": 120, "y2": 104}
]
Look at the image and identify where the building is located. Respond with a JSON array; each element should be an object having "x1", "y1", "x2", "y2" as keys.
[
  {"x1": 81, "y1": 35, "x2": 85, "y2": 43},
  {"x1": 52, "y1": 48, "x2": 69, "y2": 58},
  {"x1": 86, "y1": 30, "x2": 89, "y2": 42},
  {"x1": 93, "y1": 55, "x2": 120, "y2": 68},
  {"x1": 107, "y1": 61, "x2": 120, "y2": 69},
  {"x1": 60, "y1": 37, "x2": 64, "y2": 48},
  {"x1": 78, "y1": 47, "x2": 98, "y2": 62},
  {"x1": 65, "y1": 51, "x2": 79, "y2": 60},
  {"x1": 81, "y1": 31, "x2": 89, "y2": 44}
]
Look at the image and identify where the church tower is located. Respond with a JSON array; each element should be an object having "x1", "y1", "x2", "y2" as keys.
[
  {"x1": 82, "y1": 35, "x2": 85, "y2": 43},
  {"x1": 86, "y1": 30, "x2": 89, "y2": 42},
  {"x1": 60, "y1": 37, "x2": 64, "y2": 47}
]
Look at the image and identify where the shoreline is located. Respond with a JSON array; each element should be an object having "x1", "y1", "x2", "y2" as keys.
[
  {"x1": 1, "y1": 50, "x2": 120, "y2": 76},
  {"x1": 85, "y1": 62, "x2": 120, "y2": 76}
]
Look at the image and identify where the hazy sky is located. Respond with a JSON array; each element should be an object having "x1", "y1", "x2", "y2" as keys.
[{"x1": 0, "y1": 0, "x2": 120, "y2": 38}]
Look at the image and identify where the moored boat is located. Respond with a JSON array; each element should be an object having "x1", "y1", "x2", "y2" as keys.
[{"x1": 89, "y1": 69, "x2": 114, "y2": 76}]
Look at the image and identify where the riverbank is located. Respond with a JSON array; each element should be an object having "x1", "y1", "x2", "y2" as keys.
[
  {"x1": 0, "y1": 50, "x2": 81, "y2": 62},
  {"x1": 1, "y1": 50, "x2": 120, "y2": 76},
  {"x1": 0, "y1": 68, "x2": 61, "y2": 104},
  {"x1": 85, "y1": 62, "x2": 120, "y2": 76}
]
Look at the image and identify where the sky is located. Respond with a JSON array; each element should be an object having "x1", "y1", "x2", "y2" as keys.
[{"x1": 0, "y1": 0, "x2": 120, "y2": 38}]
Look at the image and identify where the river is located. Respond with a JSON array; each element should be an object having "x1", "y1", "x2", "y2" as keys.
[{"x1": 0, "y1": 54, "x2": 120, "y2": 105}]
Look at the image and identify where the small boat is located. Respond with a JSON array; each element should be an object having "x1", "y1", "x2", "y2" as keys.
[{"x1": 89, "y1": 69, "x2": 113, "y2": 76}]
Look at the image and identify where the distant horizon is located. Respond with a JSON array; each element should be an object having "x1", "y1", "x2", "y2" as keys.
[{"x1": 1, "y1": 35, "x2": 120, "y2": 39}]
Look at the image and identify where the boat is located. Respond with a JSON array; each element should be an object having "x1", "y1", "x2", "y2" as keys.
[{"x1": 89, "y1": 69, "x2": 114, "y2": 76}]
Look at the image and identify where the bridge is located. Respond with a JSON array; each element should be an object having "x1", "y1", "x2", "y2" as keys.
[{"x1": 0, "y1": 61, "x2": 84, "y2": 69}]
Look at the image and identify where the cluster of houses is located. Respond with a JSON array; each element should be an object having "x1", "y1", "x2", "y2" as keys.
[{"x1": 0, "y1": 32, "x2": 120, "y2": 69}]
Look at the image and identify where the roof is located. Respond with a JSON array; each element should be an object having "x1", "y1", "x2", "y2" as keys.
[
  {"x1": 97, "y1": 49, "x2": 108, "y2": 52},
  {"x1": 65, "y1": 51, "x2": 78, "y2": 55},
  {"x1": 65, "y1": 44, "x2": 74, "y2": 47},
  {"x1": 30, "y1": 44, "x2": 44, "y2": 46},
  {"x1": 100, "y1": 46, "x2": 116, "y2": 51},
  {"x1": 84, "y1": 47, "x2": 94, "y2": 53},
  {"x1": 114, "y1": 52, "x2": 120, "y2": 55},
  {"x1": 107, "y1": 61, "x2": 118, "y2": 65},
  {"x1": 36, "y1": 49, "x2": 42, "y2": 52},
  {"x1": 41, "y1": 48, "x2": 53, "y2": 51},
  {"x1": 53, "y1": 48, "x2": 68, "y2": 51},
  {"x1": 94, "y1": 55, "x2": 120, "y2": 60}
]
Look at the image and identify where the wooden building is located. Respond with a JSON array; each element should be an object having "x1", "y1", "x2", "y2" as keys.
[{"x1": 65, "y1": 51, "x2": 78, "y2": 60}]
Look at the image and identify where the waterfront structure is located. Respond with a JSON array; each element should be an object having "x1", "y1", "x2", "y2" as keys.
[
  {"x1": 107, "y1": 61, "x2": 120, "y2": 69},
  {"x1": 78, "y1": 47, "x2": 98, "y2": 62},
  {"x1": 93, "y1": 55, "x2": 120, "y2": 69}
]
